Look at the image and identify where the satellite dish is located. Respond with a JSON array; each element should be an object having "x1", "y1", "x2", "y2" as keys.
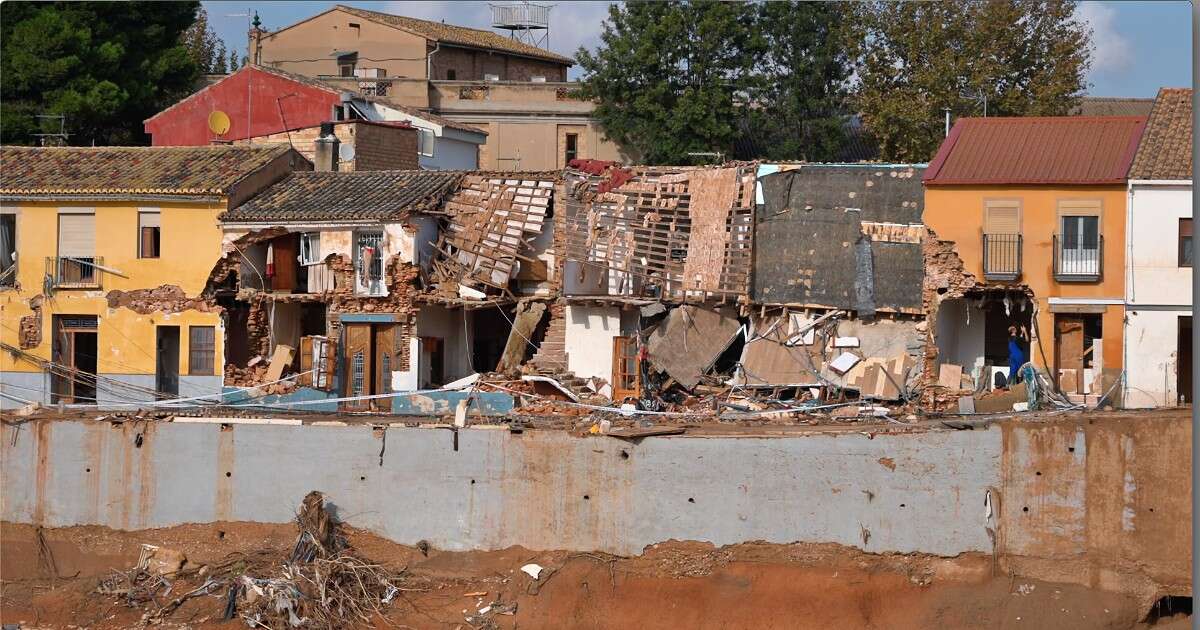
[
  {"x1": 208, "y1": 110, "x2": 231, "y2": 136},
  {"x1": 339, "y1": 143, "x2": 356, "y2": 162}
]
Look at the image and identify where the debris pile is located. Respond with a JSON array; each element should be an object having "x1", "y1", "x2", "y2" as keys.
[{"x1": 97, "y1": 491, "x2": 413, "y2": 628}]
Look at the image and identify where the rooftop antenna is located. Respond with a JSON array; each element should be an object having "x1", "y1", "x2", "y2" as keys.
[
  {"x1": 490, "y1": 2, "x2": 552, "y2": 50},
  {"x1": 33, "y1": 114, "x2": 69, "y2": 146}
]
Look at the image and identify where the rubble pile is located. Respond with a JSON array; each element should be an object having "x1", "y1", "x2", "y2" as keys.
[{"x1": 96, "y1": 491, "x2": 413, "y2": 628}]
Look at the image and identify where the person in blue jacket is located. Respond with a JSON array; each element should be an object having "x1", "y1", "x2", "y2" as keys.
[{"x1": 1007, "y1": 325, "x2": 1029, "y2": 384}]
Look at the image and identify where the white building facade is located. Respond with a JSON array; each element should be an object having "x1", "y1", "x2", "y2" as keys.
[{"x1": 1122, "y1": 88, "x2": 1193, "y2": 408}]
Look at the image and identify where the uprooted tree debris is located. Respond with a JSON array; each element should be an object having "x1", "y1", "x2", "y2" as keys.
[{"x1": 97, "y1": 491, "x2": 417, "y2": 628}]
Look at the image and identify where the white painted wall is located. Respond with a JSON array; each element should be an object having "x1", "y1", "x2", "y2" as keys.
[
  {"x1": 1126, "y1": 184, "x2": 1193, "y2": 307},
  {"x1": 1124, "y1": 181, "x2": 1193, "y2": 408},
  {"x1": 934, "y1": 299, "x2": 986, "y2": 382},
  {"x1": 564, "y1": 305, "x2": 640, "y2": 382},
  {"x1": 415, "y1": 305, "x2": 475, "y2": 386},
  {"x1": 365, "y1": 101, "x2": 484, "y2": 170},
  {"x1": 1123, "y1": 309, "x2": 1186, "y2": 408}
]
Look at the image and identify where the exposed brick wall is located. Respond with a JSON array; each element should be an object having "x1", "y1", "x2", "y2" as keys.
[
  {"x1": 354, "y1": 123, "x2": 419, "y2": 171},
  {"x1": 431, "y1": 46, "x2": 567, "y2": 81},
  {"x1": 18, "y1": 295, "x2": 42, "y2": 349}
]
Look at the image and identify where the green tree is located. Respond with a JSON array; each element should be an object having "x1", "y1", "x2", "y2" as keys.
[
  {"x1": 849, "y1": 0, "x2": 1092, "y2": 161},
  {"x1": 742, "y1": 1, "x2": 851, "y2": 161},
  {"x1": 1, "y1": 1, "x2": 201, "y2": 145},
  {"x1": 576, "y1": 0, "x2": 759, "y2": 164},
  {"x1": 229, "y1": 49, "x2": 241, "y2": 72}
]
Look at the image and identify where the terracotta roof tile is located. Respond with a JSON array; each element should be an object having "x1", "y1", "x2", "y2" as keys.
[
  {"x1": 1129, "y1": 88, "x2": 1192, "y2": 180},
  {"x1": 1070, "y1": 97, "x2": 1156, "y2": 117},
  {"x1": 0, "y1": 144, "x2": 297, "y2": 197},
  {"x1": 923, "y1": 116, "x2": 1147, "y2": 186},
  {"x1": 335, "y1": 5, "x2": 573, "y2": 65},
  {"x1": 221, "y1": 170, "x2": 464, "y2": 223}
]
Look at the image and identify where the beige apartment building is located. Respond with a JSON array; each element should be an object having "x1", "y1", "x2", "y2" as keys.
[{"x1": 252, "y1": 4, "x2": 630, "y2": 170}]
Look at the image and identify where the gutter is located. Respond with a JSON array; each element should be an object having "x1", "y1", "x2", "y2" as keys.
[
  {"x1": 426, "y1": 42, "x2": 440, "y2": 81},
  {"x1": 1, "y1": 194, "x2": 222, "y2": 203}
]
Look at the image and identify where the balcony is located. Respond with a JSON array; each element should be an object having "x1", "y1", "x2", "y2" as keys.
[
  {"x1": 982, "y1": 234, "x2": 1022, "y2": 281},
  {"x1": 1053, "y1": 234, "x2": 1103, "y2": 282},
  {"x1": 47, "y1": 256, "x2": 103, "y2": 289},
  {"x1": 0, "y1": 261, "x2": 15, "y2": 289}
]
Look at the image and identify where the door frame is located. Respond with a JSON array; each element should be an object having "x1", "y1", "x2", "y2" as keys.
[{"x1": 155, "y1": 325, "x2": 180, "y2": 399}]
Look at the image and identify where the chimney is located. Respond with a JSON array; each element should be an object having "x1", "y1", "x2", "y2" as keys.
[{"x1": 313, "y1": 122, "x2": 340, "y2": 172}]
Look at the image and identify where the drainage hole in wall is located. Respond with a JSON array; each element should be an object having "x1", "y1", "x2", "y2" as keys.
[
  {"x1": 620, "y1": 450, "x2": 629, "y2": 460},
  {"x1": 217, "y1": 530, "x2": 226, "y2": 540},
  {"x1": 1022, "y1": 506, "x2": 1029, "y2": 513},
  {"x1": 360, "y1": 476, "x2": 366, "y2": 481},
  {"x1": 899, "y1": 503, "x2": 906, "y2": 508},
  {"x1": 583, "y1": 494, "x2": 590, "y2": 500},
  {"x1": 1142, "y1": 595, "x2": 1192, "y2": 624},
  {"x1": 225, "y1": 471, "x2": 232, "y2": 478},
  {"x1": 1035, "y1": 471, "x2": 1042, "y2": 476},
  {"x1": 85, "y1": 467, "x2": 91, "y2": 473},
  {"x1": 470, "y1": 479, "x2": 476, "y2": 485},
  {"x1": 1068, "y1": 447, "x2": 1075, "y2": 453},
  {"x1": 135, "y1": 433, "x2": 144, "y2": 448},
  {"x1": 688, "y1": 498, "x2": 695, "y2": 504},
  {"x1": 1149, "y1": 507, "x2": 1155, "y2": 512}
]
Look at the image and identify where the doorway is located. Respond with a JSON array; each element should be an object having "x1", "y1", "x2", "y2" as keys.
[
  {"x1": 1179, "y1": 316, "x2": 1192, "y2": 404},
  {"x1": 341, "y1": 322, "x2": 401, "y2": 411},
  {"x1": 156, "y1": 326, "x2": 180, "y2": 398},
  {"x1": 611, "y1": 336, "x2": 640, "y2": 400},
  {"x1": 51, "y1": 315, "x2": 98, "y2": 404},
  {"x1": 1054, "y1": 313, "x2": 1102, "y2": 394}
]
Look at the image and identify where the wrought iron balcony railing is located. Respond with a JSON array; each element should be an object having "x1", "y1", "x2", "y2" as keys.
[
  {"x1": 47, "y1": 256, "x2": 103, "y2": 289},
  {"x1": 982, "y1": 233, "x2": 1022, "y2": 281},
  {"x1": 1053, "y1": 234, "x2": 1103, "y2": 282}
]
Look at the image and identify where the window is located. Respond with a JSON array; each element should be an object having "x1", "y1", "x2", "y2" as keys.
[
  {"x1": 138, "y1": 211, "x2": 160, "y2": 258},
  {"x1": 982, "y1": 199, "x2": 1021, "y2": 279},
  {"x1": 0, "y1": 210, "x2": 15, "y2": 288},
  {"x1": 1180, "y1": 218, "x2": 1193, "y2": 267},
  {"x1": 564, "y1": 133, "x2": 578, "y2": 165},
  {"x1": 340, "y1": 63, "x2": 355, "y2": 77},
  {"x1": 355, "y1": 230, "x2": 385, "y2": 295},
  {"x1": 417, "y1": 127, "x2": 436, "y2": 157},
  {"x1": 446, "y1": 69, "x2": 456, "y2": 80},
  {"x1": 188, "y1": 326, "x2": 216, "y2": 375},
  {"x1": 1055, "y1": 200, "x2": 1102, "y2": 280},
  {"x1": 56, "y1": 209, "x2": 98, "y2": 287},
  {"x1": 299, "y1": 232, "x2": 322, "y2": 265}
]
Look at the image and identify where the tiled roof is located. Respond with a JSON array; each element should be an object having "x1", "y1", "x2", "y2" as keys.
[
  {"x1": 221, "y1": 170, "x2": 464, "y2": 223},
  {"x1": 1129, "y1": 88, "x2": 1193, "y2": 181},
  {"x1": 924, "y1": 116, "x2": 1147, "y2": 186},
  {"x1": 334, "y1": 5, "x2": 573, "y2": 65},
  {"x1": 0, "y1": 145, "x2": 297, "y2": 197},
  {"x1": 1070, "y1": 97, "x2": 1155, "y2": 117}
]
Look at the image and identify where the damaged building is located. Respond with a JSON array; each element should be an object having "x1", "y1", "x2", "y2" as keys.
[
  {"x1": 208, "y1": 129, "x2": 560, "y2": 413},
  {"x1": 741, "y1": 163, "x2": 927, "y2": 403},
  {"x1": 922, "y1": 115, "x2": 1147, "y2": 408},
  {"x1": 0, "y1": 145, "x2": 309, "y2": 409}
]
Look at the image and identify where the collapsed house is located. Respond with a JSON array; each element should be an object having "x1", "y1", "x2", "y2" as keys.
[
  {"x1": 207, "y1": 129, "x2": 561, "y2": 413},
  {"x1": 552, "y1": 160, "x2": 927, "y2": 407}
]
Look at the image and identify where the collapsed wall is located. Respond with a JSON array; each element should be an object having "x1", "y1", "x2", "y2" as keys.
[{"x1": 2, "y1": 413, "x2": 1189, "y2": 609}]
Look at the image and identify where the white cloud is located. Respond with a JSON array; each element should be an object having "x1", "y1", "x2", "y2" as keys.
[{"x1": 1076, "y1": 1, "x2": 1133, "y2": 75}]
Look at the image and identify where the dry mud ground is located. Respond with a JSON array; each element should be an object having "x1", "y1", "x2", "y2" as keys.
[{"x1": 0, "y1": 522, "x2": 1190, "y2": 630}]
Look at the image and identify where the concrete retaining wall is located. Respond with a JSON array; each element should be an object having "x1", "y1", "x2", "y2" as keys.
[{"x1": 1, "y1": 415, "x2": 1189, "y2": 600}]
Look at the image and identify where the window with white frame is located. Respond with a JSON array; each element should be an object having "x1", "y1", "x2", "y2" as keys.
[
  {"x1": 299, "y1": 232, "x2": 321, "y2": 265},
  {"x1": 417, "y1": 127, "x2": 436, "y2": 157}
]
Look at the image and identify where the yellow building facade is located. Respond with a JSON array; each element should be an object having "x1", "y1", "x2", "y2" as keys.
[{"x1": 0, "y1": 145, "x2": 306, "y2": 409}]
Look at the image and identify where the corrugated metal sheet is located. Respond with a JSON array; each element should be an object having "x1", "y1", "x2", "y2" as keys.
[{"x1": 924, "y1": 116, "x2": 1147, "y2": 186}]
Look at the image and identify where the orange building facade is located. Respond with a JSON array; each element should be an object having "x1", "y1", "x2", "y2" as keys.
[{"x1": 923, "y1": 117, "x2": 1146, "y2": 404}]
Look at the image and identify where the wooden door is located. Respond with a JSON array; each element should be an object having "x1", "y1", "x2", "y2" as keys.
[
  {"x1": 372, "y1": 324, "x2": 398, "y2": 410},
  {"x1": 156, "y1": 326, "x2": 180, "y2": 398},
  {"x1": 1179, "y1": 316, "x2": 1192, "y2": 404},
  {"x1": 271, "y1": 234, "x2": 298, "y2": 292},
  {"x1": 611, "y1": 336, "x2": 640, "y2": 400},
  {"x1": 1055, "y1": 316, "x2": 1085, "y2": 393},
  {"x1": 342, "y1": 323, "x2": 373, "y2": 411}
]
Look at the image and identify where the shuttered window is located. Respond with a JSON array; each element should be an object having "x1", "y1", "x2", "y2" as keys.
[
  {"x1": 1181, "y1": 218, "x2": 1193, "y2": 268},
  {"x1": 58, "y1": 211, "x2": 95, "y2": 256},
  {"x1": 983, "y1": 200, "x2": 1020, "y2": 234},
  {"x1": 139, "y1": 211, "x2": 161, "y2": 258},
  {"x1": 188, "y1": 326, "x2": 216, "y2": 375}
]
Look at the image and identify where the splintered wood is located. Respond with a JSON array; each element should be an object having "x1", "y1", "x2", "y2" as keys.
[
  {"x1": 429, "y1": 175, "x2": 555, "y2": 297},
  {"x1": 564, "y1": 165, "x2": 756, "y2": 300}
]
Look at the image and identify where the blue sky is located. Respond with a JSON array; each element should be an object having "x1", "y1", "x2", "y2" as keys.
[{"x1": 203, "y1": 0, "x2": 1192, "y2": 95}]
